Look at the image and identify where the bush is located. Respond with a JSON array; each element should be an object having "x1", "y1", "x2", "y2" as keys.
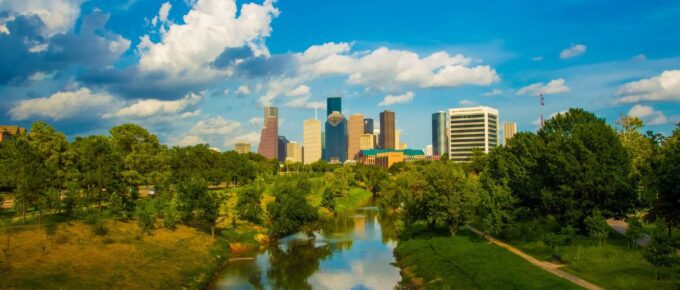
[{"x1": 92, "y1": 220, "x2": 109, "y2": 236}]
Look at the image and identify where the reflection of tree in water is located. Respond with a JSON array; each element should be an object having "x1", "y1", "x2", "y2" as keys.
[
  {"x1": 267, "y1": 240, "x2": 333, "y2": 289},
  {"x1": 378, "y1": 212, "x2": 398, "y2": 243},
  {"x1": 219, "y1": 258, "x2": 265, "y2": 290}
]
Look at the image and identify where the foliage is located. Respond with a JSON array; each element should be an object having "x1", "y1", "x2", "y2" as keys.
[
  {"x1": 162, "y1": 194, "x2": 182, "y2": 229},
  {"x1": 644, "y1": 219, "x2": 677, "y2": 280},
  {"x1": 584, "y1": 210, "x2": 609, "y2": 246},
  {"x1": 136, "y1": 199, "x2": 157, "y2": 234},
  {"x1": 267, "y1": 176, "x2": 320, "y2": 239},
  {"x1": 236, "y1": 185, "x2": 264, "y2": 224},
  {"x1": 625, "y1": 218, "x2": 644, "y2": 250},
  {"x1": 176, "y1": 178, "x2": 221, "y2": 230},
  {"x1": 650, "y1": 123, "x2": 680, "y2": 237}
]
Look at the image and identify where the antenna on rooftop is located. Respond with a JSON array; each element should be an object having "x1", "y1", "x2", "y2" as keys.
[{"x1": 540, "y1": 93, "x2": 545, "y2": 128}]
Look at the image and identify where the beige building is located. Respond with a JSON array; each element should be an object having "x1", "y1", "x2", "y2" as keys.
[
  {"x1": 448, "y1": 106, "x2": 499, "y2": 162},
  {"x1": 0, "y1": 125, "x2": 26, "y2": 143},
  {"x1": 394, "y1": 129, "x2": 400, "y2": 150},
  {"x1": 347, "y1": 114, "x2": 364, "y2": 160},
  {"x1": 503, "y1": 122, "x2": 517, "y2": 145},
  {"x1": 359, "y1": 134, "x2": 375, "y2": 150},
  {"x1": 234, "y1": 142, "x2": 251, "y2": 154},
  {"x1": 303, "y1": 119, "x2": 322, "y2": 164},
  {"x1": 286, "y1": 142, "x2": 303, "y2": 163}
]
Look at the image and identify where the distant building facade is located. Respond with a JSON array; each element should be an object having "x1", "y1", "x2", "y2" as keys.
[
  {"x1": 324, "y1": 97, "x2": 348, "y2": 162},
  {"x1": 379, "y1": 110, "x2": 395, "y2": 149},
  {"x1": 425, "y1": 145, "x2": 433, "y2": 157},
  {"x1": 278, "y1": 136, "x2": 289, "y2": 162},
  {"x1": 257, "y1": 107, "x2": 279, "y2": 160},
  {"x1": 448, "y1": 106, "x2": 499, "y2": 162},
  {"x1": 234, "y1": 142, "x2": 251, "y2": 154},
  {"x1": 359, "y1": 134, "x2": 375, "y2": 150},
  {"x1": 286, "y1": 142, "x2": 303, "y2": 163},
  {"x1": 432, "y1": 111, "x2": 448, "y2": 156},
  {"x1": 0, "y1": 126, "x2": 26, "y2": 143},
  {"x1": 303, "y1": 119, "x2": 322, "y2": 164},
  {"x1": 347, "y1": 114, "x2": 364, "y2": 160},
  {"x1": 358, "y1": 149, "x2": 425, "y2": 168},
  {"x1": 503, "y1": 122, "x2": 517, "y2": 145},
  {"x1": 363, "y1": 118, "x2": 374, "y2": 134}
]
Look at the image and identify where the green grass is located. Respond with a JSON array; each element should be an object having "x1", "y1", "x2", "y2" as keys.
[
  {"x1": 509, "y1": 230, "x2": 680, "y2": 290},
  {"x1": 334, "y1": 188, "x2": 372, "y2": 215},
  {"x1": 394, "y1": 229, "x2": 583, "y2": 290}
]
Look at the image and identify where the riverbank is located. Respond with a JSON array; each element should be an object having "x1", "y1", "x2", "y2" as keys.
[
  {"x1": 393, "y1": 228, "x2": 582, "y2": 290},
  {"x1": 0, "y1": 220, "x2": 231, "y2": 289}
]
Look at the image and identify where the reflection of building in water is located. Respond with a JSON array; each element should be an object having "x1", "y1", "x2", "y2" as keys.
[{"x1": 353, "y1": 215, "x2": 366, "y2": 235}]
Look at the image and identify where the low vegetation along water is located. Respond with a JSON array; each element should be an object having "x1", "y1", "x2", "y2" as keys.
[{"x1": 211, "y1": 207, "x2": 401, "y2": 289}]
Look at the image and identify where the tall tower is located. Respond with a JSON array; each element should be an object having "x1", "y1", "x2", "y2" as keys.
[
  {"x1": 432, "y1": 111, "x2": 448, "y2": 156},
  {"x1": 257, "y1": 107, "x2": 278, "y2": 160},
  {"x1": 379, "y1": 110, "x2": 395, "y2": 149},
  {"x1": 448, "y1": 106, "x2": 499, "y2": 162},
  {"x1": 348, "y1": 114, "x2": 364, "y2": 160},
  {"x1": 303, "y1": 119, "x2": 322, "y2": 164},
  {"x1": 503, "y1": 122, "x2": 517, "y2": 145},
  {"x1": 363, "y1": 118, "x2": 374, "y2": 134},
  {"x1": 324, "y1": 97, "x2": 347, "y2": 162}
]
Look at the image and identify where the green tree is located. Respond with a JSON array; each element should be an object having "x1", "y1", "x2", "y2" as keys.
[
  {"x1": 108, "y1": 192, "x2": 124, "y2": 221},
  {"x1": 27, "y1": 121, "x2": 69, "y2": 189},
  {"x1": 625, "y1": 218, "x2": 644, "y2": 250},
  {"x1": 176, "y1": 177, "x2": 221, "y2": 231},
  {"x1": 584, "y1": 210, "x2": 609, "y2": 246},
  {"x1": 267, "y1": 176, "x2": 320, "y2": 239},
  {"x1": 236, "y1": 185, "x2": 263, "y2": 224},
  {"x1": 162, "y1": 194, "x2": 181, "y2": 229},
  {"x1": 616, "y1": 116, "x2": 655, "y2": 205},
  {"x1": 2, "y1": 137, "x2": 50, "y2": 222},
  {"x1": 644, "y1": 220, "x2": 676, "y2": 280},
  {"x1": 136, "y1": 199, "x2": 157, "y2": 234},
  {"x1": 650, "y1": 123, "x2": 680, "y2": 237}
]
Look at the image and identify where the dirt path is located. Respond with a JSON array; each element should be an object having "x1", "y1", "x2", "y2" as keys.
[
  {"x1": 466, "y1": 226, "x2": 603, "y2": 290},
  {"x1": 607, "y1": 219, "x2": 650, "y2": 247}
]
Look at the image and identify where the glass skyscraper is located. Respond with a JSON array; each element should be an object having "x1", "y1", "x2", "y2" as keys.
[
  {"x1": 324, "y1": 97, "x2": 347, "y2": 162},
  {"x1": 432, "y1": 111, "x2": 448, "y2": 156},
  {"x1": 363, "y1": 118, "x2": 374, "y2": 134}
]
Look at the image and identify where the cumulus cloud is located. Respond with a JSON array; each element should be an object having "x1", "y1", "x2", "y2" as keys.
[
  {"x1": 628, "y1": 104, "x2": 668, "y2": 125},
  {"x1": 0, "y1": 0, "x2": 85, "y2": 37},
  {"x1": 483, "y1": 88, "x2": 503, "y2": 96},
  {"x1": 516, "y1": 79, "x2": 570, "y2": 96},
  {"x1": 137, "y1": 0, "x2": 279, "y2": 78},
  {"x1": 378, "y1": 91, "x2": 414, "y2": 106},
  {"x1": 225, "y1": 131, "x2": 260, "y2": 147},
  {"x1": 105, "y1": 92, "x2": 202, "y2": 119},
  {"x1": 191, "y1": 116, "x2": 241, "y2": 135},
  {"x1": 459, "y1": 99, "x2": 475, "y2": 106},
  {"x1": 236, "y1": 85, "x2": 251, "y2": 95},
  {"x1": 614, "y1": 70, "x2": 680, "y2": 103},
  {"x1": 174, "y1": 135, "x2": 206, "y2": 147},
  {"x1": 248, "y1": 117, "x2": 263, "y2": 127},
  {"x1": 532, "y1": 56, "x2": 544, "y2": 61},
  {"x1": 560, "y1": 44, "x2": 587, "y2": 59},
  {"x1": 10, "y1": 87, "x2": 115, "y2": 120}
]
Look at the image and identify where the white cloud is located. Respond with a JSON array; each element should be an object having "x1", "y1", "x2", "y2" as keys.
[
  {"x1": 106, "y1": 92, "x2": 202, "y2": 119},
  {"x1": 180, "y1": 110, "x2": 202, "y2": 118},
  {"x1": 0, "y1": 0, "x2": 85, "y2": 37},
  {"x1": 191, "y1": 116, "x2": 241, "y2": 135},
  {"x1": 236, "y1": 85, "x2": 251, "y2": 95},
  {"x1": 287, "y1": 85, "x2": 311, "y2": 97},
  {"x1": 378, "y1": 91, "x2": 414, "y2": 106},
  {"x1": 158, "y1": 2, "x2": 172, "y2": 24},
  {"x1": 560, "y1": 44, "x2": 587, "y2": 59},
  {"x1": 532, "y1": 56, "x2": 544, "y2": 61},
  {"x1": 615, "y1": 70, "x2": 680, "y2": 103},
  {"x1": 483, "y1": 88, "x2": 503, "y2": 96},
  {"x1": 137, "y1": 0, "x2": 279, "y2": 78},
  {"x1": 28, "y1": 71, "x2": 57, "y2": 81},
  {"x1": 628, "y1": 104, "x2": 667, "y2": 125},
  {"x1": 459, "y1": 99, "x2": 475, "y2": 106},
  {"x1": 10, "y1": 88, "x2": 115, "y2": 120},
  {"x1": 248, "y1": 117, "x2": 263, "y2": 127},
  {"x1": 225, "y1": 131, "x2": 260, "y2": 147},
  {"x1": 516, "y1": 79, "x2": 570, "y2": 96},
  {"x1": 175, "y1": 135, "x2": 205, "y2": 146}
]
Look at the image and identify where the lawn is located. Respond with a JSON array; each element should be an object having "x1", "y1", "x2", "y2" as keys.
[
  {"x1": 0, "y1": 220, "x2": 229, "y2": 290},
  {"x1": 334, "y1": 187, "x2": 373, "y2": 215},
  {"x1": 394, "y1": 229, "x2": 583, "y2": 290},
  {"x1": 509, "y1": 229, "x2": 680, "y2": 290}
]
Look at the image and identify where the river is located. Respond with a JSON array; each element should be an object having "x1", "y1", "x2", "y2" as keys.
[{"x1": 210, "y1": 207, "x2": 402, "y2": 290}]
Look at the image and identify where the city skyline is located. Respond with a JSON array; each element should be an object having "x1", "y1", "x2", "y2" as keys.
[{"x1": 0, "y1": 0, "x2": 679, "y2": 152}]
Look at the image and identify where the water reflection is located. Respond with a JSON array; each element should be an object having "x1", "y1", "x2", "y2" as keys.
[{"x1": 212, "y1": 207, "x2": 401, "y2": 290}]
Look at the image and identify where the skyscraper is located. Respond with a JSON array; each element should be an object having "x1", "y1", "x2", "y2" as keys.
[
  {"x1": 324, "y1": 97, "x2": 347, "y2": 162},
  {"x1": 503, "y1": 122, "x2": 517, "y2": 145},
  {"x1": 425, "y1": 145, "x2": 433, "y2": 157},
  {"x1": 257, "y1": 107, "x2": 278, "y2": 160},
  {"x1": 448, "y1": 106, "x2": 499, "y2": 162},
  {"x1": 347, "y1": 114, "x2": 364, "y2": 160},
  {"x1": 286, "y1": 142, "x2": 303, "y2": 163},
  {"x1": 379, "y1": 110, "x2": 395, "y2": 149},
  {"x1": 303, "y1": 119, "x2": 322, "y2": 164},
  {"x1": 363, "y1": 118, "x2": 374, "y2": 134},
  {"x1": 432, "y1": 111, "x2": 448, "y2": 156},
  {"x1": 278, "y1": 135, "x2": 289, "y2": 162},
  {"x1": 359, "y1": 134, "x2": 375, "y2": 150}
]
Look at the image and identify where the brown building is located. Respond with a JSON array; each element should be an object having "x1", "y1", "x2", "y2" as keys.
[
  {"x1": 379, "y1": 110, "x2": 395, "y2": 149},
  {"x1": 257, "y1": 107, "x2": 279, "y2": 160},
  {"x1": 358, "y1": 149, "x2": 425, "y2": 169},
  {"x1": 0, "y1": 125, "x2": 26, "y2": 143},
  {"x1": 347, "y1": 113, "x2": 364, "y2": 160}
]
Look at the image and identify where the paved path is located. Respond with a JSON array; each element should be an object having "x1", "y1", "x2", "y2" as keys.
[
  {"x1": 607, "y1": 219, "x2": 650, "y2": 247},
  {"x1": 466, "y1": 225, "x2": 603, "y2": 290}
]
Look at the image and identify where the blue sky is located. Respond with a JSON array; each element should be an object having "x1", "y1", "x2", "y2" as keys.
[{"x1": 1, "y1": 0, "x2": 679, "y2": 150}]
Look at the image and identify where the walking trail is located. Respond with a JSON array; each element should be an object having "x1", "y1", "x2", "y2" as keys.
[
  {"x1": 466, "y1": 226, "x2": 603, "y2": 290},
  {"x1": 607, "y1": 219, "x2": 651, "y2": 246}
]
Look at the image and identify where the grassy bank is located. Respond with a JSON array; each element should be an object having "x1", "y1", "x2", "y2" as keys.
[
  {"x1": 394, "y1": 229, "x2": 582, "y2": 290},
  {"x1": 507, "y1": 229, "x2": 680, "y2": 289},
  {"x1": 0, "y1": 220, "x2": 230, "y2": 290},
  {"x1": 334, "y1": 188, "x2": 372, "y2": 215}
]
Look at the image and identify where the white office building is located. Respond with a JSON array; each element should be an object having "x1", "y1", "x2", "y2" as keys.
[{"x1": 448, "y1": 106, "x2": 499, "y2": 162}]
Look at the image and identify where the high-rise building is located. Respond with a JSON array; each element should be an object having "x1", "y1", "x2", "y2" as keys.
[
  {"x1": 379, "y1": 110, "x2": 395, "y2": 149},
  {"x1": 394, "y1": 129, "x2": 400, "y2": 149},
  {"x1": 448, "y1": 106, "x2": 499, "y2": 162},
  {"x1": 373, "y1": 128, "x2": 380, "y2": 149},
  {"x1": 324, "y1": 97, "x2": 347, "y2": 162},
  {"x1": 257, "y1": 107, "x2": 278, "y2": 160},
  {"x1": 234, "y1": 142, "x2": 251, "y2": 154},
  {"x1": 432, "y1": 111, "x2": 448, "y2": 156},
  {"x1": 503, "y1": 122, "x2": 517, "y2": 145},
  {"x1": 303, "y1": 119, "x2": 322, "y2": 164},
  {"x1": 347, "y1": 114, "x2": 364, "y2": 160},
  {"x1": 278, "y1": 135, "x2": 289, "y2": 162},
  {"x1": 363, "y1": 118, "x2": 374, "y2": 134},
  {"x1": 425, "y1": 145, "x2": 433, "y2": 157},
  {"x1": 360, "y1": 134, "x2": 375, "y2": 150},
  {"x1": 286, "y1": 142, "x2": 303, "y2": 163}
]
